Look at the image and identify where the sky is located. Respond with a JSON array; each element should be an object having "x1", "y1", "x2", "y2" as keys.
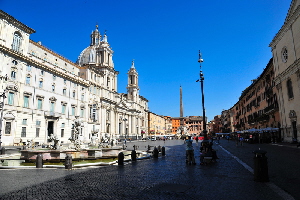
[{"x1": 1, "y1": 0, "x2": 291, "y2": 121}]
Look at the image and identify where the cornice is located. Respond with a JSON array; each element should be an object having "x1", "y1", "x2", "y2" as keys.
[
  {"x1": 0, "y1": 44, "x2": 90, "y2": 87},
  {"x1": 0, "y1": 10, "x2": 35, "y2": 34},
  {"x1": 269, "y1": 5, "x2": 300, "y2": 48},
  {"x1": 274, "y1": 58, "x2": 300, "y2": 85},
  {"x1": 30, "y1": 40, "x2": 78, "y2": 67}
]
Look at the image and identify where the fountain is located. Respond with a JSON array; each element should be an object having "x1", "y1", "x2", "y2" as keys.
[{"x1": 0, "y1": 116, "x2": 150, "y2": 168}]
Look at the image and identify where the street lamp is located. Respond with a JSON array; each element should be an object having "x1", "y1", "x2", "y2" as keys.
[
  {"x1": 123, "y1": 118, "x2": 128, "y2": 140},
  {"x1": 196, "y1": 51, "x2": 207, "y2": 139},
  {"x1": 0, "y1": 90, "x2": 7, "y2": 153}
]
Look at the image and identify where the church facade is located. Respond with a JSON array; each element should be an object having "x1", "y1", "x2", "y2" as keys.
[
  {"x1": 0, "y1": 10, "x2": 149, "y2": 146},
  {"x1": 269, "y1": 0, "x2": 300, "y2": 142}
]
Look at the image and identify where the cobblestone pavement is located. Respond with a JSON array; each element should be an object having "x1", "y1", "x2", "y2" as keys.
[{"x1": 0, "y1": 140, "x2": 296, "y2": 200}]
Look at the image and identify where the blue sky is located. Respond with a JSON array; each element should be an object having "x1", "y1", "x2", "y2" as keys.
[{"x1": 1, "y1": 0, "x2": 291, "y2": 121}]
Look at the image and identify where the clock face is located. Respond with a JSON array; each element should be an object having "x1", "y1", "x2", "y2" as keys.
[{"x1": 281, "y1": 47, "x2": 288, "y2": 63}]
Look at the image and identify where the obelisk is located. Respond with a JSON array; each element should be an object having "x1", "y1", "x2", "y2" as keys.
[{"x1": 180, "y1": 86, "x2": 184, "y2": 130}]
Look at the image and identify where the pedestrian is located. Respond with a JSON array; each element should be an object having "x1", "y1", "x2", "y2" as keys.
[
  {"x1": 185, "y1": 136, "x2": 196, "y2": 165},
  {"x1": 124, "y1": 138, "x2": 127, "y2": 145},
  {"x1": 226, "y1": 135, "x2": 230, "y2": 142},
  {"x1": 240, "y1": 136, "x2": 244, "y2": 146}
]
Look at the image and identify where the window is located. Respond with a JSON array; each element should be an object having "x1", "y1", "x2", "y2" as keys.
[
  {"x1": 37, "y1": 99, "x2": 43, "y2": 110},
  {"x1": 39, "y1": 80, "x2": 43, "y2": 88},
  {"x1": 61, "y1": 104, "x2": 66, "y2": 114},
  {"x1": 26, "y1": 76, "x2": 30, "y2": 85},
  {"x1": 90, "y1": 104, "x2": 97, "y2": 122},
  {"x1": 5, "y1": 122, "x2": 11, "y2": 135},
  {"x1": 61, "y1": 129, "x2": 65, "y2": 138},
  {"x1": 40, "y1": 70, "x2": 44, "y2": 75},
  {"x1": 287, "y1": 79, "x2": 294, "y2": 99},
  {"x1": 12, "y1": 32, "x2": 22, "y2": 52},
  {"x1": 52, "y1": 85, "x2": 55, "y2": 92},
  {"x1": 53, "y1": 75, "x2": 56, "y2": 80},
  {"x1": 50, "y1": 102, "x2": 55, "y2": 112},
  {"x1": 27, "y1": 65, "x2": 32, "y2": 71},
  {"x1": 72, "y1": 91, "x2": 75, "y2": 98},
  {"x1": 61, "y1": 123, "x2": 65, "y2": 128},
  {"x1": 36, "y1": 120, "x2": 41, "y2": 126},
  {"x1": 71, "y1": 107, "x2": 75, "y2": 116},
  {"x1": 80, "y1": 108, "x2": 84, "y2": 117},
  {"x1": 63, "y1": 89, "x2": 66, "y2": 96},
  {"x1": 64, "y1": 79, "x2": 67, "y2": 84},
  {"x1": 81, "y1": 94, "x2": 84, "y2": 101},
  {"x1": 8, "y1": 92, "x2": 14, "y2": 105},
  {"x1": 22, "y1": 119, "x2": 27, "y2": 125},
  {"x1": 36, "y1": 128, "x2": 40, "y2": 137},
  {"x1": 23, "y1": 96, "x2": 29, "y2": 108},
  {"x1": 21, "y1": 127, "x2": 26, "y2": 137},
  {"x1": 11, "y1": 71, "x2": 16, "y2": 79},
  {"x1": 281, "y1": 47, "x2": 288, "y2": 63}
]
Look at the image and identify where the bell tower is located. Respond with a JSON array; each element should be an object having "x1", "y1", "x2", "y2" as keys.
[{"x1": 127, "y1": 60, "x2": 139, "y2": 102}]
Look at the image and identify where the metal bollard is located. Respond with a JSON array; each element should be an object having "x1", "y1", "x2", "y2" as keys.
[
  {"x1": 162, "y1": 146, "x2": 165, "y2": 156},
  {"x1": 253, "y1": 149, "x2": 269, "y2": 182},
  {"x1": 65, "y1": 154, "x2": 72, "y2": 169},
  {"x1": 153, "y1": 147, "x2": 159, "y2": 158},
  {"x1": 131, "y1": 150, "x2": 137, "y2": 161},
  {"x1": 118, "y1": 152, "x2": 124, "y2": 165},
  {"x1": 123, "y1": 144, "x2": 126, "y2": 150},
  {"x1": 0, "y1": 147, "x2": 5, "y2": 155},
  {"x1": 36, "y1": 153, "x2": 43, "y2": 168}
]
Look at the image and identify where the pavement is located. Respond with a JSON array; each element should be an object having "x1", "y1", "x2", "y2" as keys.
[{"x1": 0, "y1": 139, "x2": 298, "y2": 200}]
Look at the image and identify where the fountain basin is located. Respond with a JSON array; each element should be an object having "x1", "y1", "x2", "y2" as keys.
[{"x1": 21, "y1": 147, "x2": 123, "y2": 161}]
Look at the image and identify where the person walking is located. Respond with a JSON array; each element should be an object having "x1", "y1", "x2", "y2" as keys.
[
  {"x1": 185, "y1": 136, "x2": 196, "y2": 165},
  {"x1": 240, "y1": 136, "x2": 244, "y2": 146}
]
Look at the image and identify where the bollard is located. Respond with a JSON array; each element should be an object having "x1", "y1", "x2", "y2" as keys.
[
  {"x1": 0, "y1": 147, "x2": 5, "y2": 155},
  {"x1": 118, "y1": 152, "x2": 124, "y2": 165},
  {"x1": 253, "y1": 149, "x2": 269, "y2": 182},
  {"x1": 147, "y1": 145, "x2": 151, "y2": 152},
  {"x1": 131, "y1": 150, "x2": 137, "y2": 161},
  {"x1": 158, "y1": 145, "x2": 161, "y2": 152},
  {"x1": 36, "y1": 153, "x2": 43, "y2": 168},
  {"x1": 153, "y1": 147, "x2": 159, "y2": 158},
  {"x1": 65, "y1": 154, "x2": 72, "y2": 169},
  {"x1": 133, "y1": 145, "x2": 136, "y2": 150},
  {"x1": 162, "y1": 146, "x2": 165, "y2": 156},
  {"x1": 123, "y1": 144, "x2": 126, "y2": 150}
]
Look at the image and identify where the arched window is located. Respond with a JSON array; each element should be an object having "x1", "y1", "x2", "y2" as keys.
[
  {"x1": 287, "y1": 79, "x2": 294, "y2": 99},
  {"x1": 12, "y1": 32, "x2": 22, "y2": 52}
]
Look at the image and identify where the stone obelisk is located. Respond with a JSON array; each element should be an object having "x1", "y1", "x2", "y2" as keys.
[{"x1": 180, "y1": 86, "x2": 184, "y2": 134}]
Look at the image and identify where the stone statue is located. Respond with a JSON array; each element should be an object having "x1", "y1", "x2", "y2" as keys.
[
  {"x1": 48, "y1": 134, "x2": 60, "y2": 150},
  {"x1": 69, "y1": 116, "x2": 84, "y2": 150}
]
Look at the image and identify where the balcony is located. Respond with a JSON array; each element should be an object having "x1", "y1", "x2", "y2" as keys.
[
  {"x1": 44, "y1": 111, "x2": 61, "y2": 118},
  {"x1": 264, "y1": 104, "x2": 279, "y2": 114}
]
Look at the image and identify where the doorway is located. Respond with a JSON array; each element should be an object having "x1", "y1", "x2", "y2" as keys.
[{"x1": 48, "y1": 121, "x2": 54, "y2": 136}]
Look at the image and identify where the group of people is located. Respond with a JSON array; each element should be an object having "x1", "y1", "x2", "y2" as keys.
[{"x1": 185, "y1": 136, "x2": 218, "y2": 165}]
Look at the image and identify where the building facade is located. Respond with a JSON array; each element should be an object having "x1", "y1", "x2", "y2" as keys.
[
  {"x1": 148, "y1": 112, "x2": 167, "y2": 136},
  {"x1": 0, "y1": 10, "x2": 149, "y2": 146},
  {"x1": 269, "y1": 0, "x2": 300, "y2": 142},
  {"x1": 231, "y1": 59, "x2": 280, "y2": 133}
]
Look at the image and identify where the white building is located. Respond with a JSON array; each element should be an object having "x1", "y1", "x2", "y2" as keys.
[{"x1": 0, "y1": 10, "x2": 149, "y2": 146}]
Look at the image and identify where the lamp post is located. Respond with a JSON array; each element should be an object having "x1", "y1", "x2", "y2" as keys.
[
  {"x1": 197, "y1": 51, "x2": 207, "y2": 139},
  {"x1": 123, "y1": 118, "x2": 128, "y2": 140},
  {"x1": 0, "y1": 90, "x2": 7, "y2": 152}
]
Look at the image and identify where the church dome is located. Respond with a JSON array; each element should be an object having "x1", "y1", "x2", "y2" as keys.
[
  {"x1": 76, "y1": 46, "x2": 96, "y2": 66},
  {"x1": 76, "y1": 26, "x2": 101, "y2": 66}
]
